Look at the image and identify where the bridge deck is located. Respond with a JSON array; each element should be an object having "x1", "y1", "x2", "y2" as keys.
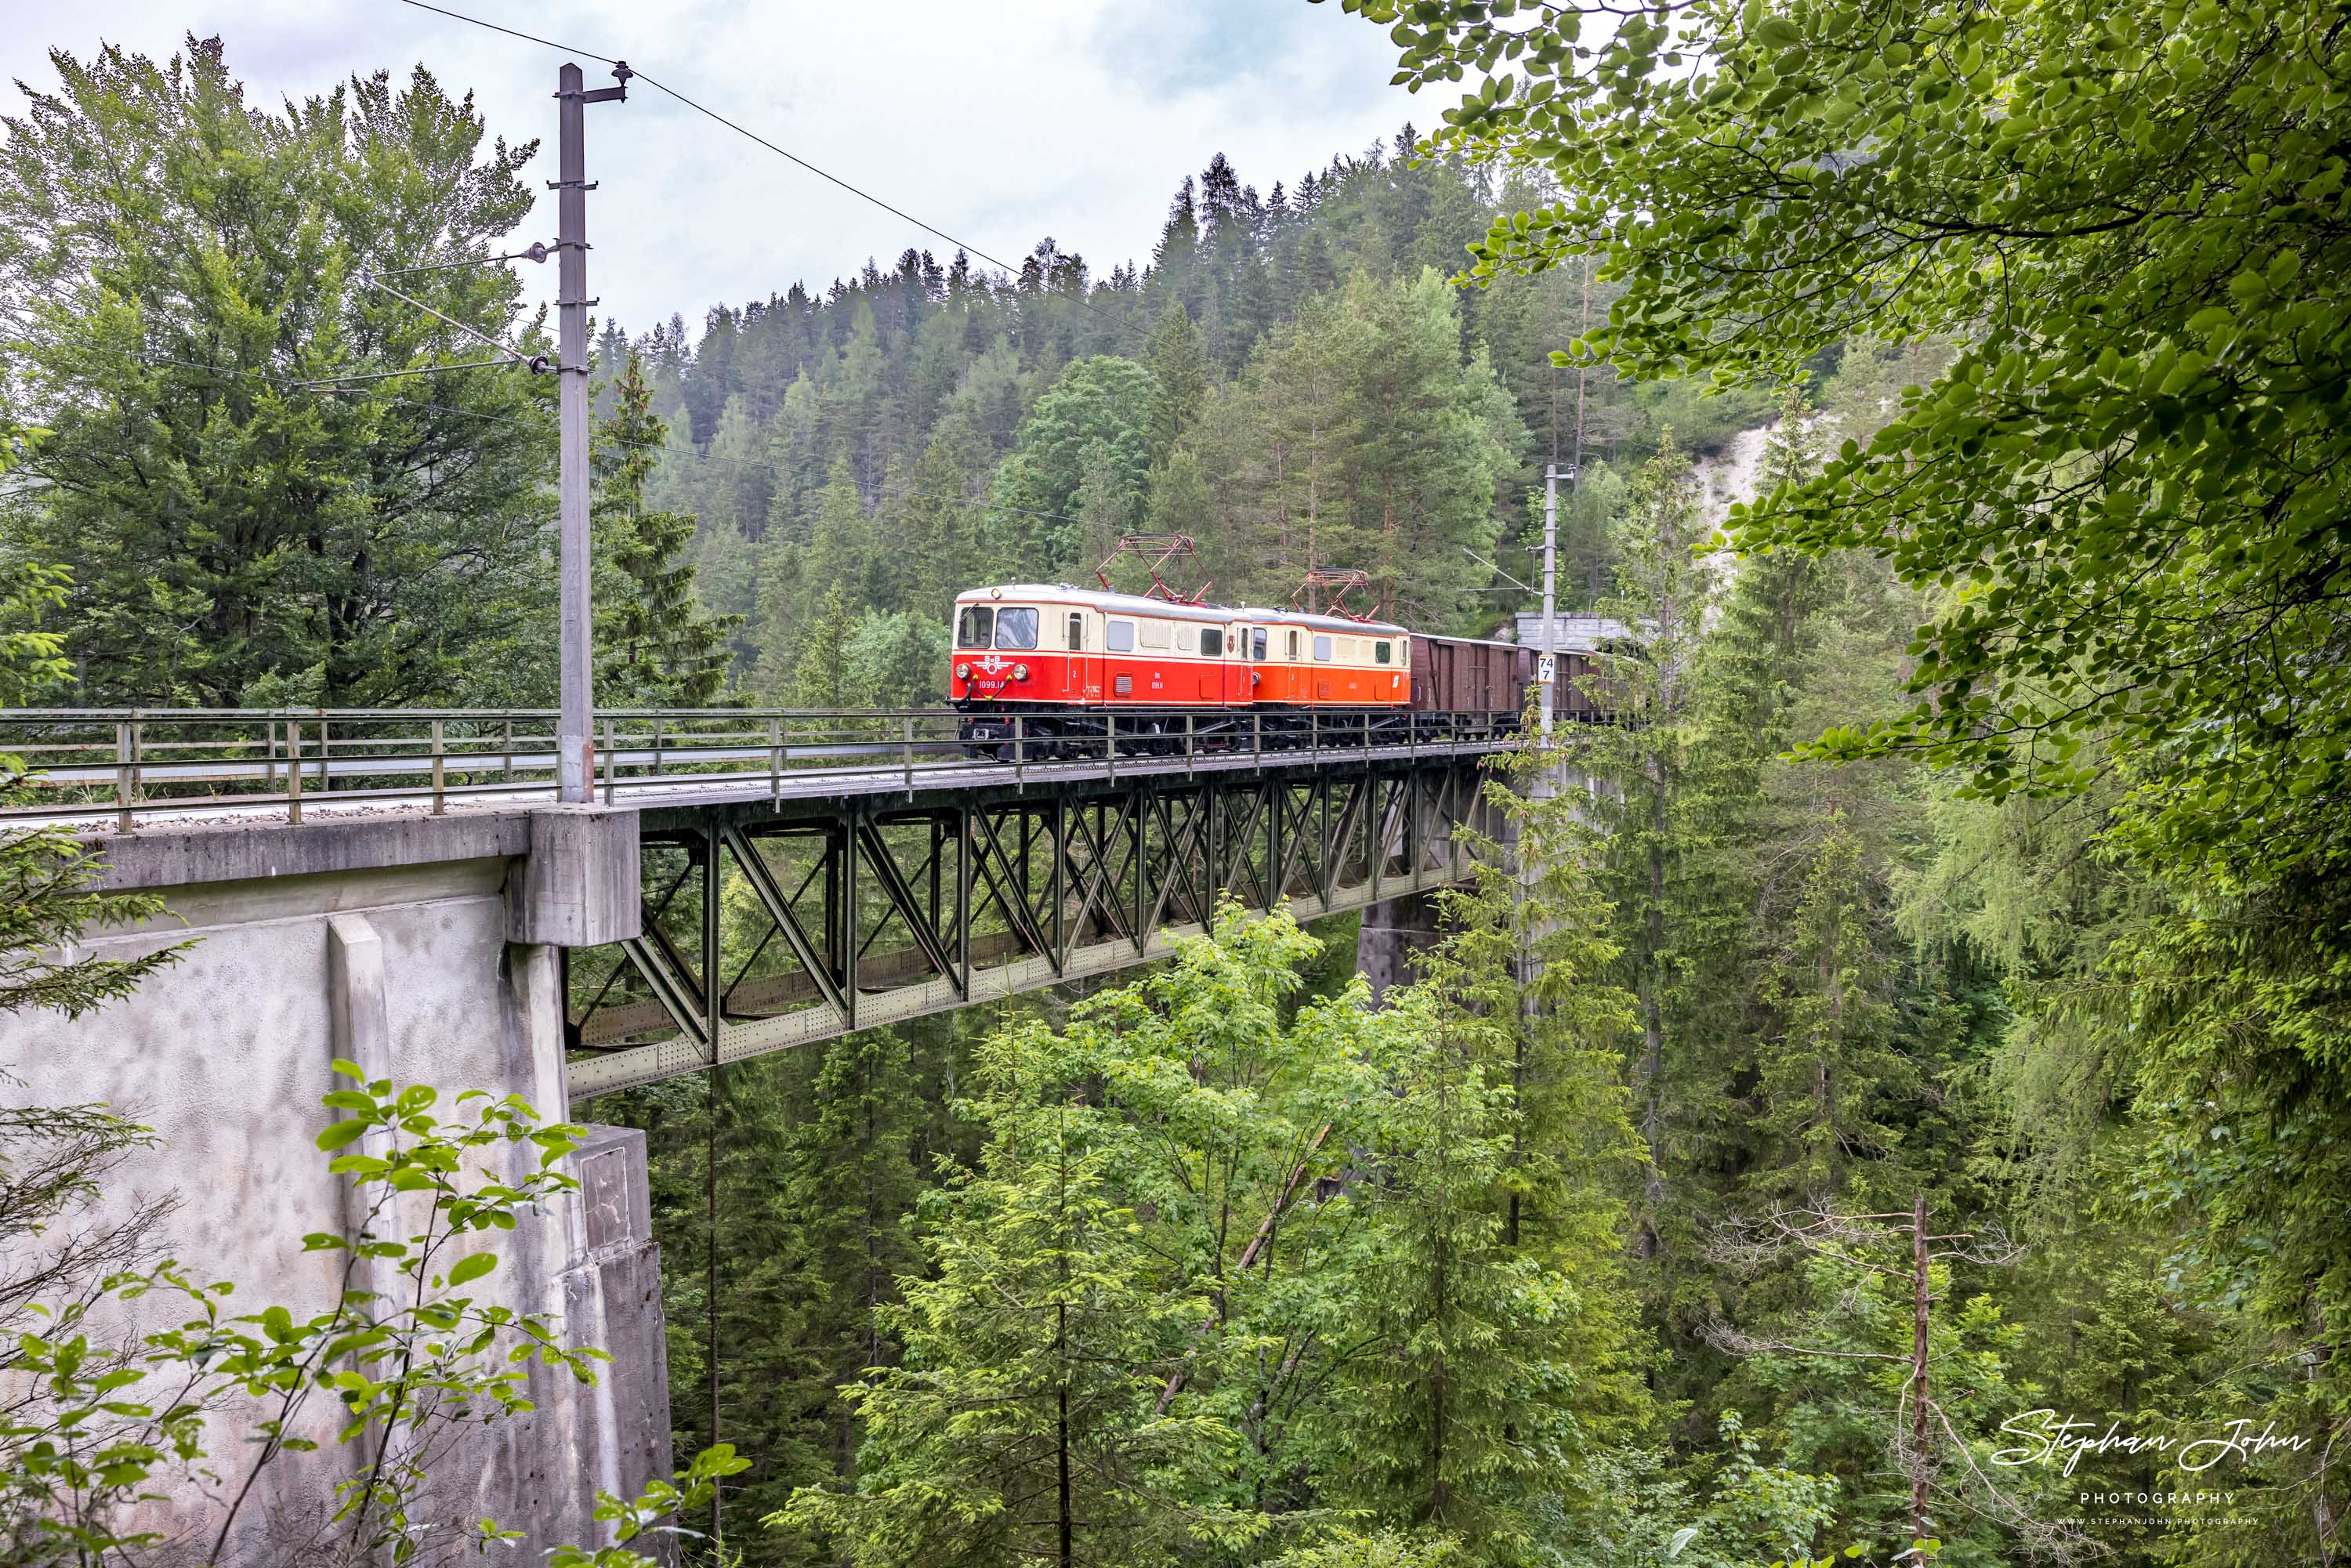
[
  {"x1": 0, "y1": 705, "x2": 1530, "y2": 834},
  {"x1": 2, "y1": 708, "x2": 1533, "y2": 1102}
]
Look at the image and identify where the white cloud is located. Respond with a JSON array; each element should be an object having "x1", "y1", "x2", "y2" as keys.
[{"x1": 3, "y1": 0, "x2": 1415, "y2": 342}]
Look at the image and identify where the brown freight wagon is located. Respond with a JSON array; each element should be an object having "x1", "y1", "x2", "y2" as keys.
[
  {"x1": 1552, "y1": 650, "x2": 1613, "y2": 721},
  {"x1": 1411, "y1": 635, "x2": 1534, "y2": 717},
  {"x1": 1410, "y1": 634, "x2": 1614, "y2": 725}
]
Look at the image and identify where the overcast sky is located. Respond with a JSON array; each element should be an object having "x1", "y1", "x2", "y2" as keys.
[{"x1": 4, "y1": 0, "x2": 1422, "y2": 343}]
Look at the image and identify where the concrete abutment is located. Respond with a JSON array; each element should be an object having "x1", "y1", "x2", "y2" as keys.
[{"x1": 0, "y1": 806, "x2": 663, "y2": 1557}]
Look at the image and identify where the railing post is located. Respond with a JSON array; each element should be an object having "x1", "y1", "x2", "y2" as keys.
[
  {"x1": 502, "y1": 718, "x2": 513, "y2": 784},
  {"x1": 287, "y1": 718, "x2": 303, "y2": 826},
  {"x1": 652, "y1": 715, "x2": 664, "y2": 780},
  {"x1": 317, "y1": 716, "x2": 331, "y2": 795},
  {"x1": 1185, "y1": 712, "x2": 1194, "y2": 777},
  {"x1": 904, "y1": 712, "x2": 916, "y2": 794},
  {"x1": 1013, "y1": 714, "x2": 1025, "y2": 789},
  {"x1": 430, "y1": 719, "x2": 446, "y2": 814},
  {"x1": 1253, "y1": 710, "x2": 1262, "y2": 769},
  {"x1": 1106, "y1": 715, "x2": 1116, "y2": 783},
  {"x1": 601, "y1": 715, "x2": 615, "y2": 806},
  {"x1": 768, "y1": 714, "x2": 782, "y2": 804},
  {"x1": 114, "y1": 719, "x2": 134, "y2": 835}
]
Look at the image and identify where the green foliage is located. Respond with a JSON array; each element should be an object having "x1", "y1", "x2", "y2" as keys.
[
  {"x1": 1317, "y1": 2, "x2": 2351, "y2": 1545},
  {"x1": 543, "y1": 1444, "x2": 753, "y2": 1568},
  {"x1": 0, "y1": 422, "x2": 179, "y2": 1024},
  {"x1": 991, "y1": 356, "x2": 1156, "y2": 572},
  {"x1": 615, "y1": 136, "x2": 1667, "y2": 679},
  {"x1": 784, "y1": 587, "x2": 861, "y2": 710},
  {"x1": 3, "y1": 1068, "x2": 596, "y2": 1563},
  {"x1": 1351, "y1": 0, "x2": 2351, "y2": 889},
  {"x1": 842, "y1": 612, "x2": 950, "y2": 710},
  {"x1": 779, "y1": 1014, "x2": 1238, "y2": 1566},
  {"x1": 592, "y1": 353, "x2": 741, "y2": 706},
  {"x1": 1, "y1": 1048, "x2": 759, "y2": 1566},
  {"x1": 1146, "y1": 303, "x2": 1213, "y2": 459},
  {"x1": 0, "y1": 37, "x2": 558, "y2": 706},
  {"x1": 1270, "y1": 1530, "x2": 1464, "y2": 1568},
  {"x1": 775, "y1": 874, "x2": 1647, "y2": 1567},
  {"x1": 1189, "y1": 270, "x2": 1525, "y2": 627}
]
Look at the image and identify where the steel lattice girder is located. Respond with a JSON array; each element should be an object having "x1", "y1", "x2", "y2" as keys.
[{"x1": 564, "y1": 755, "x2": 1504, "y2": 1099}]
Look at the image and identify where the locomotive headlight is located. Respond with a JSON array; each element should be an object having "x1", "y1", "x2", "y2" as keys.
[
  {"x1": 955, "y1": 661, "x2": 970, "y2": 679},
  {"x1": 1013, "y1": 663, "x2": 1029, "y2": 681}
]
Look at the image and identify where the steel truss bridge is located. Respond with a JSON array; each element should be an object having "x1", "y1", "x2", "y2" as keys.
[{"x1": 0, "y1": 706, "x2": 1530, "y2": 1097}]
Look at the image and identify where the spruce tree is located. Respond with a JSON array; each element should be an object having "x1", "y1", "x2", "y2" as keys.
[
  {"x1": 592, "y1": 353, "x2": 740, "y2": 707},
  {"x1": 1144, "y1": 449, "x2": 1214, "y2": 551},
  {"x1": 780, "y1": 1021, "x2": 1230, "y2": 1568},
  {"x1": 0, "y1": 40, "x2": 557, "y2": 706},
  {"x1": 733, "y1": 1030, "x2": 929, "y2": 1555},
  {"x1": 1577, "y1": 430, "x2": 1712, "y2": 1255},
  {"x1": 1144, "y1": 305, "x2": 1212, "y2": 461},
  {"x1": 0, "y1": 425, "x2": 177, "y2": 1021},
  {"x1": 1748, "y1": 822, "x2": 1913, "y2": 1204},
  {"x1": 1319, "y1": 863, "x2": 1646, "y2": 1563},
  {"x1": 888, "y1": 423, "x2": 989, "y2": 621},
  {"x1": 784, "y1": 587, "x2": 861, "y2": 710}
]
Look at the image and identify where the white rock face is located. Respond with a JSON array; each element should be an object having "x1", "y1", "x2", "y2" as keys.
[{"x1": 1691, "y1": 420, "x2": 1777, "y2": 534}]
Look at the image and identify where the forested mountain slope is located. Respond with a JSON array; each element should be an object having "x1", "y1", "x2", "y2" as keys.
[{"x1": 595, "y1": 136, "x2": 1783, "y2": 707}]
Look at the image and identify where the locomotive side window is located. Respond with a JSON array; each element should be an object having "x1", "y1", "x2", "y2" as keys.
[
  {"x1": 1140, "y1": 620, "x2": 1171, "y2": 650},
  {"x1": 1339, "y1": 637, "x2": 1358, "y2": 661},
  {"x1": 1252, "y1": 628, "x2": 1267, "y2": 660},
  {"x1": 1375, "y1": 640, "x2": 1393, "y2": 664},
  {"x1": 1288, "y1": 629, "x2": 1300, "y2": 660},
  {"x1": 1067, "y1": 613, "x2": 1084, "y2": 650},
  {"x1": 1176, "y1": 624, "x2": 1197, "y2": 653},
  {"x1": 957, "y1": 605, "x2": 992, "y2": 648},
  {"x1": 1201, "y1": 628, "x2": 1223, "y2": 658},
  {"x1": 1107, "y1": 619, "x2": 1135, "y2": 653},
  {"x1": 994, "y1": 607, "x2": 1038, "y2": 650},
  {"x1": 1313, "y1": 635, "x2": 1333, "y2": 662}
]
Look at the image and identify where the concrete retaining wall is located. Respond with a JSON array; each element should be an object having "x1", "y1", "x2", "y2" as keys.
[{"x1": 0, "y1": 809, "x2": 668, "y2": 1559}]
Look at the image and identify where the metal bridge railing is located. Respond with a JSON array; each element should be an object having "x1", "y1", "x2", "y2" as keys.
[{"x1": 0, "y1": 707, "x2": 1525, "y2": 832}]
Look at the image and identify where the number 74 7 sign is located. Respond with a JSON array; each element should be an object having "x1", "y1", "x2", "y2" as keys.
[{"x1": 1536, "y1": 654, "x2": 1558, "y2": 685}]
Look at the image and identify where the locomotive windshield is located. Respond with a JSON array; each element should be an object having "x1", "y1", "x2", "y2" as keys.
[
  {"x1": 993, "y1": 607, "x2": 1038, "y2": 649},
  {"x1": 956, "y1": 603, "x2": 1040, "y2": 650}
]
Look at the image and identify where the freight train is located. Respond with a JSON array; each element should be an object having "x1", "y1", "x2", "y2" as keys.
[{"x1": 948, "y1": 582, "x2": 1607, "y2": 758}]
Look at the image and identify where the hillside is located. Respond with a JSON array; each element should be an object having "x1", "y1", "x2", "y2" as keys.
[{"x1": 602, "y1": 134, "x2": 1799, "y2": 704}]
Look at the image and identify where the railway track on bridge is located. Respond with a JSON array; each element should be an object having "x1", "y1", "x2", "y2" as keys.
[
  {"x1": 0, "y1": 705, "x2": 1527, "y2": 833},
  {"x1": 1, "y1": 705, "x2": 1534, "y2": 1099}
]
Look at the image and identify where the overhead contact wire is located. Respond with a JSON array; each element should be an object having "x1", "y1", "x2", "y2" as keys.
[{"x1": 392, "y1": 0, "x2": 1143, "y2": 340}]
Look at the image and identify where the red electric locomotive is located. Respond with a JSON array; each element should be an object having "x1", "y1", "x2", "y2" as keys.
[{"x1": 947, "y1": 581, "x2": 1552, "y2": 758}]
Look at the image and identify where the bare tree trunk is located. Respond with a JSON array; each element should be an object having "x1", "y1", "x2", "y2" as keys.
[
  {"x1": 1638, "y1": 748, "x2": 1668, "y2": 1256},
  {"x1": 708, "y1": 1073, "x2": 723, "y2": 1555},
  {"x1": 1911, "y1": 1190, "x2": 1931, "y2": 1546},
  {"x1": 1058, "y1": 1301, "x2": 1074, "y2": 1568}
]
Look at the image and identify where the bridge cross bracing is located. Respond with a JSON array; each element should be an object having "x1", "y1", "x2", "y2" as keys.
[{"x1": 0, "y1": 706, "x2": 1528, "y2": 1099}]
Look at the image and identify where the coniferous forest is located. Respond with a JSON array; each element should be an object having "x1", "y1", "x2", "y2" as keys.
[{"x1": 4, "y1": 6, "x2": 2349, "y2": 1566}]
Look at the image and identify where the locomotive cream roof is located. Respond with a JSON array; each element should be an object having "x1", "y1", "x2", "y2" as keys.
[{"x1": 954, "y1": 584, "x2": 1407, "y2": 639}]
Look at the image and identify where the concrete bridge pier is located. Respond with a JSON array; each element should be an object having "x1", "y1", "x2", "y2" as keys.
[
  {"x1": 0, "y1": 807, "x2": 672, "y2": 1558},
  {"x1": 1356, "y1": 893, "x2": 1446, "y2": 1002}
]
